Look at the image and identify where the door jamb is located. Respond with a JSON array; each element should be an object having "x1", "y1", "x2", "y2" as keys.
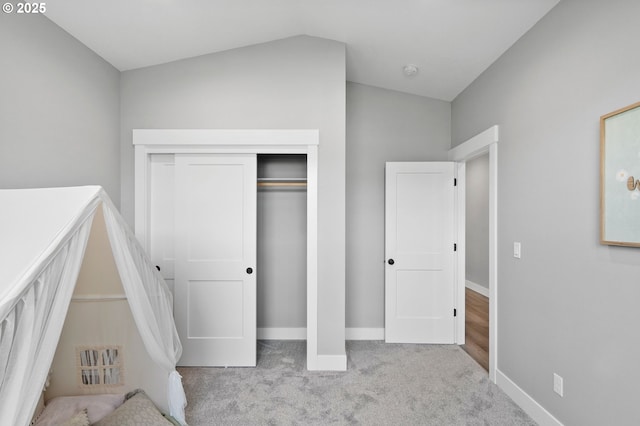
[{"x1": 448, "y1": 125, "x2": 499, "y2": 383}]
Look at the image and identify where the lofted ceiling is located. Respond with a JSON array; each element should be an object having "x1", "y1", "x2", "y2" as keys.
[{"x1": 44, "y1": 0, "x2": 560, "y2": 101}]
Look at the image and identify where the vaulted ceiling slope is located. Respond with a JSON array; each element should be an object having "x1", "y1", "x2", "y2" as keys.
[{"x1": 44, "y1": 0, "x2": 560, "y2": 101}]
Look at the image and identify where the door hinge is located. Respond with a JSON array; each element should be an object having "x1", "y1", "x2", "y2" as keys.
[
  {"x1": 454, "y1": 178, "x2": 457, "y2": 186},
  {"x1": 454, "y1": 308, "x2": 457, "y2": 317},
  {"x1": 454, "y1": 243, "x2": 457, "y2": 251}
]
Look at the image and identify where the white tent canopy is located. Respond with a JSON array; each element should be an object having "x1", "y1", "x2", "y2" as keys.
[{"x1": 0, "y1": 186, "x2": 186, "y2": 425}]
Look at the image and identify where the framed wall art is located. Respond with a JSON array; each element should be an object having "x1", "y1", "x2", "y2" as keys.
[{"x1": 600, "y1": 101, "x2": 640, "y2": 247}]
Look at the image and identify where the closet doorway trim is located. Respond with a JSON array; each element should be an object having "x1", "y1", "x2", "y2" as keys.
[{"x1": 133, "y1": 129, "x2": 320, "y2": 370}]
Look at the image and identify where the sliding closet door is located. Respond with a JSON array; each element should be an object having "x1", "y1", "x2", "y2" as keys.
[
  {"x1": 148, "y1": 154, "x2": 175, "y2": 293},
  {"x1": 174, "y1": 154, "x2": 257, "y2": 366}
]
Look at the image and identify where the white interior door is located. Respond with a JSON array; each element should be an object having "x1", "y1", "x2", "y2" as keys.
[
  {"x1": 174, "y1": 154, "x2": 257, "y2": 366},
  {"x1": 385, "y1": 162, "x2": 456, "y2": 344}
]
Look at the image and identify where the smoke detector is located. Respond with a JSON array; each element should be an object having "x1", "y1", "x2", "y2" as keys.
[{"x1": 403, "y1": 64, "x2": 419, "y2": 77}]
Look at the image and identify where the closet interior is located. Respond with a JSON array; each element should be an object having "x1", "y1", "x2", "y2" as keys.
[{"x1": 257, "y1": 154, "x2": 307, "y2": 333}]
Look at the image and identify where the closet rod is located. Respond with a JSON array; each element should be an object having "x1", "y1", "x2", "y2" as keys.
[
  {"x1": 257, "y1": 178, "x2": 307, "y2": 188},
  {"x1": 257, "y1": 182, "x2": 307, "y2": 188}
]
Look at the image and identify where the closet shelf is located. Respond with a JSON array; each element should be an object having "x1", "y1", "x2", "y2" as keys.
[{"x1": 257, "y1": 178, "x2": 307, "y2": 188}]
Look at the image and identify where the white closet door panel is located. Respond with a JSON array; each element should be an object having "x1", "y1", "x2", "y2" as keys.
[
  {"x1": 175, "y1": 154, "x2": 257, "y2": 366},
  {"x1": 149, "y1": 154, "x2": 175, "y2": 281},
  {"x1": 187, "y1": 280, "x2": 243, "y2": 338},
  {"x1": 385, "y1": 162, "x2": 456, "y2": 344}
]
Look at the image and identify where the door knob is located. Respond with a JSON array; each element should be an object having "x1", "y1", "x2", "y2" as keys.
[
  {"x1": 388, "y1": 259, "x2": 395, "y2": 265},
  {"x1": 246, "y1": 267, "x2": 253, "y2": 274}
]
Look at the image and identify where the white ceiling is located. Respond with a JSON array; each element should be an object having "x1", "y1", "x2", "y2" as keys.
[{"x1": 44, "y1": 0, "x2": 560, "y2": 101}]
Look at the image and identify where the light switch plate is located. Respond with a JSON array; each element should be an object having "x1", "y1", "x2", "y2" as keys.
[
  {"x1": 553, "y1": 373, "x2": 564, "y2": 397},
  {"x1": 513, "y1": 242, "x2": 521, "y2": 259}
]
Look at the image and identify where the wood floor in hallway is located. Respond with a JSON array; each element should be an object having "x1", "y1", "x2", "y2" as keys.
[{"x1": 462, "y1": 287, "x2": 489, "y2": 371}]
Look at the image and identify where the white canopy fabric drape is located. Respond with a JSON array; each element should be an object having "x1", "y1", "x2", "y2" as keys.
[
  {"x1": 0, "y1": 187, "x2": 185, "y2": 425},
  {"x1": 100, "y1": 193, "x2": 186, "y2": 422},
  {"x1": 0, "y1": 198, "x2": 96, "y2": 426}
]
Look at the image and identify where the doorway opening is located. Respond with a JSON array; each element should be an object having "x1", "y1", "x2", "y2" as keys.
[
  {"x1": 449, "y1": 125, "x2": 498, "y2": 382},
  {"x1": 461, "y1": 153, "x2": 489, "y2": 371}
]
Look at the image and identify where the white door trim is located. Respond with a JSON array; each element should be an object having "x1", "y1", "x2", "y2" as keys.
[
  {"x1": 133, "y1": 129, "x2": 320, "y2": 370},
  {"x1": 448, "y1": 125, "x2": 499, "y2": 383}
]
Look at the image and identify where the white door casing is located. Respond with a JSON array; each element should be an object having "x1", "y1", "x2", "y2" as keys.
[
  {"x1": 174, "y1": 154, "x2": 257, "y2": 366},
  {"x1": 133, "y1": 129, "x2": 328, "y2": 370},
  {"x1": 385, "y1": 162, "x2": 456, "y2": 344},
  {"x1": 448, "y1": 125, "x2": 499, "y2": 382}
]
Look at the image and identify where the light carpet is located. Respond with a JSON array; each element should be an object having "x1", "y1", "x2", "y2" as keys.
[{"x1": 178, "y1": 340, "x2": 535, "y2": 425}]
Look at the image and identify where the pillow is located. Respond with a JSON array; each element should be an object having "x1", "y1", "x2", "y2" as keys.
[
  {"x1": 162, "y1": 413, "x2": 184, "y2": 426},
  {"x1": 35, "y1": 394, "x2": 124, "y2": 426},
  {"x1": 60, "y1": 409, "x2": 90, "y2": 426},
  {"x1": 93, "y1": 390, "x2": 174, "y2": 426}
]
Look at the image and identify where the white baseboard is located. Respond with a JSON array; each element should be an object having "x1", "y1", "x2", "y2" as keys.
[
  {"x1": 346, "y1": 327, "x2": 384, "y2": 340},
  {"x1": 496, "y1": 369, "x2": 563, "y2": 426},
  {"x1": 466, "y1": 280, "x2": 490, "y2": 298},
  {"x1": 257, "y1": 327, "x2": 306, "y2": 340},
  {"x1": 257, "y1": 328, "x2": 356, "y2": 371},
  {"x1": 315, "y1": 354, "x2": 347, "y2": 371},
  {"x1": 258, "y1": 327, "x2": 386, "y2": 341},
  {"x1": 256, "y1": 329, "x2": 346, "y2": 372}
]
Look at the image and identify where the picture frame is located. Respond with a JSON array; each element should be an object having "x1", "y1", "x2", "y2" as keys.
[{"x1": 600, "y1": 101, "x2": 640, "y2": 247}]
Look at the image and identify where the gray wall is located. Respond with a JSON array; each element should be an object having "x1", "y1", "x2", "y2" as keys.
[
  {"x1": 465, "y1": 154, "x2": 489, "y2": 290},
  {"x1": 346, "y1": 82, "x2": 451, "y2": 328},
  {"x1": 0, "y1": 13, "x2": 120, "y2": 202},
  {"x1": 120, "y1": 35, "x2": 346, "y2": 356},
  {"x1": 452, "y1": 1, "x2": 640, "y2": 424}
]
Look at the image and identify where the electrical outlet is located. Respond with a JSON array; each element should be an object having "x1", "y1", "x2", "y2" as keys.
[
  {"x1": 513, "y1": 242, "x2": 521, "y2": 259},
  {"x1": 553, "y1": 373, "x2": 564, "y2": 397}
]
